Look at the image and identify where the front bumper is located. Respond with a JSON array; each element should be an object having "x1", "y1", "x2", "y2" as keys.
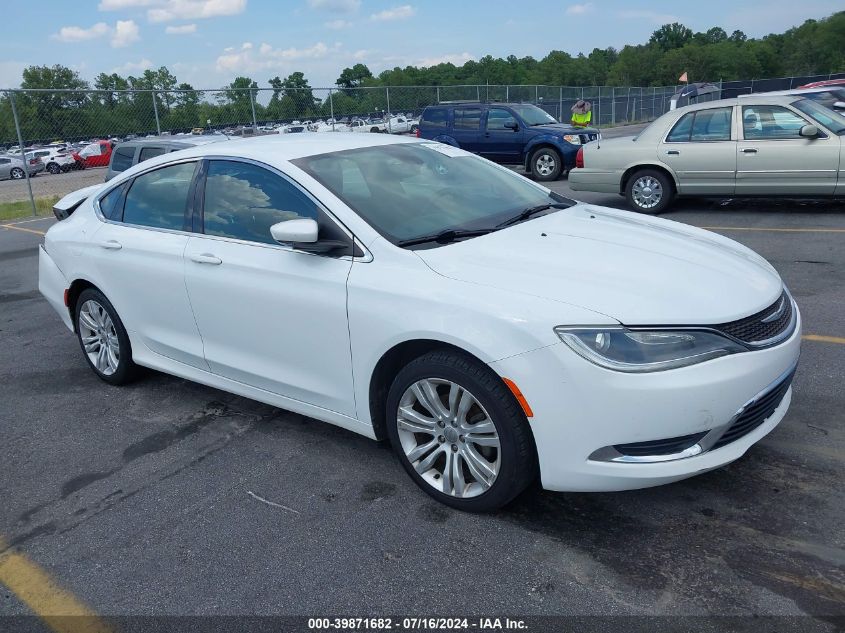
[{"x1": 489, "y1": 308, "x2": 802, "y2": 492}]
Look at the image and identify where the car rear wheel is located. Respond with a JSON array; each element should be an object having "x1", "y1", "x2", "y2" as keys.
[
  {"x1": 385, "y1": 350, "x2": 537, "y2": 512},
  {"x1": 10, "y1": 167, "x2": 24, "y2": 179},
  {"x1": 530, "y1": 147, "x2": 563, "y2": 181},
  {"x1": 625, "y1": 169, "x2": 674, "y2": 214},
  {"x1": 75, "y1": 288, "x2": 137, "y2": 385},
  {"x1": 47, "y1": 162, "x2": 61, "y2": 175}
]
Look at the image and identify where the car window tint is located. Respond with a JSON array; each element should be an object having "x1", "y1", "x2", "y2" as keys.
[
  {"x1": 203, "y1": 160, "x2": 318, "y2": 244},
  {"x1": 139, "y1": 146, "x2": 166, "y2": 162},
  {"x1": 486, "y1": 109, "x2": 517, "y2": 131},
  {"x1": 454, "y1": 108, "x2": 482, "y2": 130},
  {"x1": 111, "y1": 145, "x2": 135, "y2": 172},
  {"x1": 743, "y1": 105, "x2": 808, "y2": 139},
  {"x1": 99, "y1": 186, "x2": 124, "y2": 220},
  {"x1": 123, "y1": 162, "x2": 196, "y2": 230},
  {"x1": 690, "y1": 107, "x2": 732, "y2": 141},
  {"x1": 666, "y1": 113, "x2": 694, "y2": 141},
  {"x1": 422, "y1": 108, "x2": 448, "y2": 128},
  {"x1": 0, "y1": 158, "x2": 9, "y2": 164}
]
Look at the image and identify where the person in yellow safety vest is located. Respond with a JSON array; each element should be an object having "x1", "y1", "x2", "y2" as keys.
[{"x1": 570, "y1": 99, "x2": 592, "y2": 127}]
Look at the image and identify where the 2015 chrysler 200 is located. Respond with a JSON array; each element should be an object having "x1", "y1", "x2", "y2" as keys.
[{"x1": 39, "y1": 134, "x2": 801, "y2": 512}]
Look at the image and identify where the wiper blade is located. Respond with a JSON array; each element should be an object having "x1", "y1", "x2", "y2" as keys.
[
  {"x1": 496, "y1": 203, "x2": 570, "y2": 228},
  {"x1": 397, "y1": 228, "x2": 496, "y2": 247}
]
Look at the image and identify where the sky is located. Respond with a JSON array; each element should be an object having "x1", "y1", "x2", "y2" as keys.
[{"x1": 3, "y1": 0, "x2": 842, "y2": 90}]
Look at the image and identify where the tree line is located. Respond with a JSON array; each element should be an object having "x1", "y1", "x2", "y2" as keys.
[{"x1": 2, "y1": 11, "x2": 842, "y2": 143}]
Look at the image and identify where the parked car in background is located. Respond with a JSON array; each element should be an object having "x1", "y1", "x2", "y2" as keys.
[
  {"x1": 418, "y1": 102, "x2": 599, "y2": 181},
  {"x1": 386, "y1": 115, "x2": 414, "y2": 134},
  {"x1": 32, "y1": 147, "x2": 77, "y2": 174},
  {"x1": 799, "y1": 79, "x2": 845, "y2": 89},
  {"x1": 73, "y1": 140, "x2": 113, "y2": 168},
  {"x1": 0, "y1": 154, "x2": 43, "y2": 180},
  {"x1": 569, "y1": 95, "x2": 845, "y2": 213},
  {"x1": 743, "y1": 86, "x2": 845, "y2": 111},
  {"x1": 347, "y1": 119, "x2": 386, "y2": 133},
  {"x1": 106, "y1": 136, "x2": 228, "y2": 181}
]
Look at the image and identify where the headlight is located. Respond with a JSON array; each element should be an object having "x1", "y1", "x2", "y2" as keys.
[
  {"x1": 554, "y1": 327, "x2": 747, "y2": 373},
  {"x1": 562, "y1": 134, "x2": 581, "y2": 145}
]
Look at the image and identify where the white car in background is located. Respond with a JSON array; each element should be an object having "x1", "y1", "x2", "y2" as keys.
[
  {"x1": 348, "y1": 119, "x2": 386, "y2": 133},
  {"x1": 386, "y1": 115, "x2": 415, "y2": 134},
  {"x1": 39, "y1": 134, "x2": 800, "y2": 511},
  {"x1": 32, "y1": 147, "x2": 77, "y2": 174}
]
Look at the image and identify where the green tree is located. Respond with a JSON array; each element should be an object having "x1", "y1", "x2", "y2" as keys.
[{"x1": 649, "y1": 23, "x2": 694, "y2": 51}]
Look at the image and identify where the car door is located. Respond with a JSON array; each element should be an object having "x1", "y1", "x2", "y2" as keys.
[
  {"x1": 450, "y1": 107, "x2": 484, "y2": 153},
  {"x1": 658, "y1": 106, "x2": 736, "y2": 195},
  {"x1": 183, "y1": 158, "x2": 356, "y2": 416},
  {"x1": 88, "y1": 160, "x2": 208, "y2": 370},
  {"x1": 736, "y1": 104, "x2": 840, "y2": 195},
  {"x1": 480, "y1": 107, "x2": 525, "y2": 163},
  {"x1": 0, "y1": 157, "x2": 10, "y2": 179}
]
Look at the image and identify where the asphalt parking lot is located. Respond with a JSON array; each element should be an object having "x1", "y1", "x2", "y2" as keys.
[{"x1": 1, "y1": 171, "x2": 844, "y2": 629}]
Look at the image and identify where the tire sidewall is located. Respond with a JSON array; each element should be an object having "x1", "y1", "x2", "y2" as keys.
[
  {"x1": 74, "y1": 288, "x2": 135, "y2": 385},
  {"x1": 530, "y1": 147, "x2": 563, "y2": 181},
  {"x1": 625, "y1": 169, "x2": 673, "y2": 214},
  {"x1": 385, "y1": 351, "x2": 534, "y2": 512}
]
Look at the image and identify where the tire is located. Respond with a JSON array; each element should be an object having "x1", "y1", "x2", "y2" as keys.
[
  {"x1": 410, "y1": 124, "x2": 419, "y2": 134},
  {"x1": 529, "y1": 147, "x2": 563, "y2": 181},
  {"x1": 10, "y1": 167, "x2": 24, "y2": 180},
  {"x1": 47, "y1": 162, "x2": 61, "y2": 175},
  {"x1": 74, "y1": 288, "x2": 137, "y2": 385},
  {"x1": 385, "y1": 349, "x2": 537, "y2": 512},
  {"x1": 625, "y1": 168, "x2": 674, "y2": 214},
  {"x1": 370, "y1": 127, "x2": 380, "y2": 133}
]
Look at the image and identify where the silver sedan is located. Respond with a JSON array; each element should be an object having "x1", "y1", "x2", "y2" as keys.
[{"x1": 568, "y1": 95, "x2": 845, "y2": 213}]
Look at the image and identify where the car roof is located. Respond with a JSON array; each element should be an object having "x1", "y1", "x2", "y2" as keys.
[
  {"x1": 425, "y1": 102, "x2": 535, "y2": 108},
  {"x1": 674, "y1": 94, "x2": 804, "y2": 113},
  {"x1": 119, "y1": 136, "x2": 227, "y2": 148},
  {"x1": 738, "y1": 87, "x2": 843, "y2": 97}
]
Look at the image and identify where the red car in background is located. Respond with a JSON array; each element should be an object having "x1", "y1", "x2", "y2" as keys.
[
  {"x1": 72, "y1": 140, "x2": 113, "y2": 168},
  {"x1": 798, "y1": 79, "x2": 845, "y2": 89}
]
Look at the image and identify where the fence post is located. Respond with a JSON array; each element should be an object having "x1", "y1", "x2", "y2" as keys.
[
  {"x1": 249, "y1": 87, "x2": 257, "y2": 127},
  {"x1": 559, "y1": 86, "x2": 563, "y2": 121},
  {"x1": 151, "y1": 90, "x2": 161, "y2": 135},
  {"x1": 329, "y1": 88, "x2": 335, "y2": 130},
  {"x1": 611, "y1": 87, "x2": 615, "y2": 125},
  {"x1": 436, "y1": 85, "x2": 440, "y2": 103},
  {"x1": 506, "y1": 85, "x2": 509, "y2": 101},
  {"x1": 385, "y1": 86, "x2": 391, "y2": 131},
  {"x1": 8, "y1": 91, "x2": 37, "y2": 217}
]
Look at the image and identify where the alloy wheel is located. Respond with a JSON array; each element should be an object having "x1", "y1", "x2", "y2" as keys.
[
  {"x1": 78, "y1": 299, "x2": 120, "y2": 376},
  {"x1": 631, "y1": 175, "x2": 663, "y2": 210},
  {"x1": 10, "y1": 168, "x2": 24, "y2": 180},
  {"x1": 396, "y1": 378, "x2": 500, "y2": 498},
  {"x1": 535, "y1": 153, "x2": 556, "y2": 177}
]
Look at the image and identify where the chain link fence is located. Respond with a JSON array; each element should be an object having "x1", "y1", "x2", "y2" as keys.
[{"x1": 2, "y1": 73, "x2": 843, "y2": 218}]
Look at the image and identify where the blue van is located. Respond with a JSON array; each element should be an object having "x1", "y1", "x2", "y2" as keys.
[{"x1": 418, "y1": 102, "x2": 599, "y2": 181}]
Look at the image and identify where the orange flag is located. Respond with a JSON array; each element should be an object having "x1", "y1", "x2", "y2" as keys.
[{"x1": 679, "y1": 71, "x2": 689, "y2": 82}]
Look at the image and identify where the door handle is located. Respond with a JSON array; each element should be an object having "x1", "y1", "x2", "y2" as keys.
[
  {"x1": 98, "y1": 240, "x2": 122, "y2": 250},
  {"x1": 741, "y1": 148, "x2": 758, "y2": 154},
  {"x1": 666, "y1": 150, "x2": 680, "y2": 155},
  {"x1": 189, "y1": 253, "x2": 222, "y2": 265}
]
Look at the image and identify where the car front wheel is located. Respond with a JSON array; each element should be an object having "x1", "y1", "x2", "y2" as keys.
[
  {"x1": 386, "y1": 350, "x2": 537, "y2": 512},
  {"x1": 530, "y1": 147, "x2": 563, "y2": 181},
  {"x1": 10, "y1": 167, "x2": 24, "y2": 179},
  {"x1": 75, "y1": 288, "x2": 137, "y2": 385},
  {"x1": 625, "y1": 169, "x2": 674, "y2": 214}
]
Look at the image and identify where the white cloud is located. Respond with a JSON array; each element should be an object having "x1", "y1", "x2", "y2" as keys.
[
  {"x1": 111, "y1": 20, "x2": 141, "y2": 47},
  {"x1": 616, "y1": 10, "x2": 681, "y2": 24},
  {"x1": 215, "y1": 41, "x2": 341, "y2": 73},
  {"x1": 0, "y1": 61, "x2": 26, "y2": 89},
  {"x1": 370, "y1": 5, "x2": 416, "y2": 21},
  {"x1": 566, "y1": 3, "x2": 593, "y2": 15},
  {"x1": 148, "y1": 0, "x2": 247, "y2": 23},
  {"x1": 417, "y1": 52, "x2": 474, "y2": 67},
  {"x1": 307, "y1": 0, "x2": 360, "y2": 12},
  {"x1": 352, "y1": 49, "x2": 374, "y2": 60},
  {"x1": 165, "y1": 23, "x2": 197, "y2": 34},
  {"x1": 52, "y1": 22, "x2": 111, "y2": 43},
  {"x1": 324, "y1": 19, "x2": 351, "y2": 29},
  {"x1": 110, "y1": 58, "x2": 153, "y2": 74}
]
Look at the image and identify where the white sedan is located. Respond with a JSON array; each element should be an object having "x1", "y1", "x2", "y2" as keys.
[{"x1": 39, "y1": 134, "x2": 801, "y2": 511}]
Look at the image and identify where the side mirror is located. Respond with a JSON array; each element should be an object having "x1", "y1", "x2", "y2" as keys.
[
  {"x1": 832, "y1": 101, "x2": 845, "y2": 110},
  {"x1": 504, "y1": 120, "x2": 519, "y2": 131},
  {"x1": 270, "y1": 218, "x2": 318, "y2": 244},
  {"x1": 799, "y1": 124, "x2": 819, "y2": 138}
]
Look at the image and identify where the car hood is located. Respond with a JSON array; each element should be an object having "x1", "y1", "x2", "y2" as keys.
[{"x1": 415, "y1": 204, "x2": 782, "y2": 325}]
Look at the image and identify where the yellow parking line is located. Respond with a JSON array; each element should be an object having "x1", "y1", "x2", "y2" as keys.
[
  {"x1": 0, "y1": 538, "x2": 110, "y2": 633},
  {"x1": 803, "y1": 334, "x2": 845, "y2": 345},
  {"x1": 0, "y1": 224, "x2": 46, "y2": 236},
  {"x1": 699, "y1": 226, "x2": 845, "y2": 234}
]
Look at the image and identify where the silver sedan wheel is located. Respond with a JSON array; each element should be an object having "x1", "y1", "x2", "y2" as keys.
[
  {"x1": 631, "y1": 175, "x2": 663, "y2": 209},
  {"x1": 534, "y1": 153, "x2": 556, "y2": 177},
  {"x1": 396, "y1": 378, "x2": 500, "y2": 498},
  {"x1": 78, "y1": 299, "x2": 120, "y2": 376}
]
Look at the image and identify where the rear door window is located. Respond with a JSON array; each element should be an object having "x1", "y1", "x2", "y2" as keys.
[
  {"x1": 122, "y1": 162, "x2": 197, "y2": 230},
  {"x1": 139, "y1": 146, "x2": 166, "y2": 162},
  {"x1": 111, "y1": 145, "x2": 135, "y2": 172},
  {"x1": 454, "y1": 108, "x2": 482, "y2": 130},
  {"x1": 422, "y1": 108, "x2": 449, "y2": 128}
]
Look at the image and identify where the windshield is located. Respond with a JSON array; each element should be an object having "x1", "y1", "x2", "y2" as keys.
[
  {"x1": 509, "y1": 104, "x2": 558, "y2": 126},
  {"x1": 792, "y1": 99, "x2": 845, "y2": 135},
  {"x1": 293, "y1": 143, "x2": 574, "y2": 248}
]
